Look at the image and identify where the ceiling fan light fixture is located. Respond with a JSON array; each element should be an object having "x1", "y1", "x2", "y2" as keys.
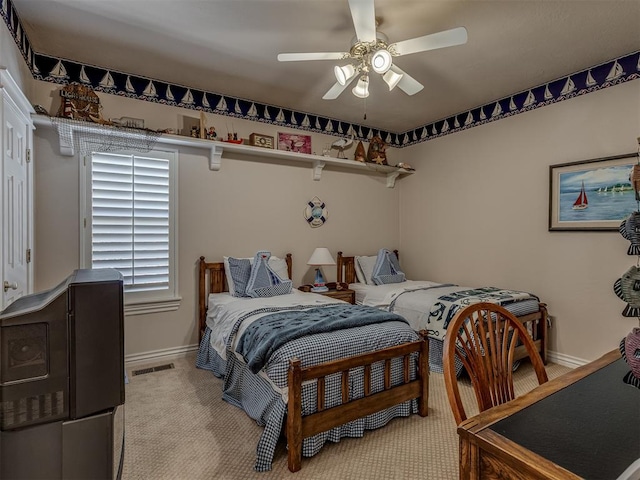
[
  {"x1": 334, "y1": 64, "x2": 356, "y2": 86},
  {"x1": 382, "y1": 69, "x2": 403, "y2": 90},
  {"x1": 352, "y1": 75, "x2": 370, "y2": 98},
  {"x1": 371, "y1": 49, "x2": 392, "y2": 74}
]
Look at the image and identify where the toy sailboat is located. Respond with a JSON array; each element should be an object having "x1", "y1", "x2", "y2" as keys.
[{"x1": 572, "y1": 181, "x2": 588, "y2": 210}]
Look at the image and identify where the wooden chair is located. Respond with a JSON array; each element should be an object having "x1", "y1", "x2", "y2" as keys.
[{"x1": 443, "y1": 302, "x2": 548, "y2": 425}]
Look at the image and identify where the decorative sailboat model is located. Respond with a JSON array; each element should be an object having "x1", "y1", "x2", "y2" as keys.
[{"x1": 572, "y1": 181, "x2": 589, "y2": 210}]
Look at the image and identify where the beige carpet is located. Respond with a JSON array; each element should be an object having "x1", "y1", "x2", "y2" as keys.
[{"x1": 121, "y1": 353, "x2": 570, "y2": 480}]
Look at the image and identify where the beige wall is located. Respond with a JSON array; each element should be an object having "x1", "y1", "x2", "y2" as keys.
[
  {"x1": 0, "y1": 25, "x2": 32, "y2": 94},
  {"x1": 30, "y1": 81, "x2": 401, "y2": 356},
  {"x1": 398, "y1": 80, "x2": 640, "y2": 363},
  {"x1": 26, "y1": 70, "x2": 640, "y2": 363}
]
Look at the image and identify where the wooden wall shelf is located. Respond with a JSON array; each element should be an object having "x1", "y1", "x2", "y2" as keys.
[{"x1": 32, "y1": 115, "x2": 414, "y2": 187}]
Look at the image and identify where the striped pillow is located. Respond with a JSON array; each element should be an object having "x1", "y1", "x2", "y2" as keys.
[{"x1": 227, "y1": 257, "x2": 252, "y2": 297}]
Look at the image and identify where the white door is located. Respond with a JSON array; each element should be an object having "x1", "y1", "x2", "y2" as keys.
[{"x1": 2, "y1": 99, "x2": 29, "y2": 308}]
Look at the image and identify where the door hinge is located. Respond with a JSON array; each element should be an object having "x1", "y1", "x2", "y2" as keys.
[
  {"x1": 26, "y1": 148, "x2": 31, "y2": 163},
  {"x1": 26, "y1": 248, "x2": 31, "y2": 263},
  {"x1": 84, "y1": 218, "x2": 87, "y2": 228}
]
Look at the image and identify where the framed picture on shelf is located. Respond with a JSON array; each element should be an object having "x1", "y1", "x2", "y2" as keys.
[
  {"x1": 277, "y1": 132, "x2": 312, "y2": 154},
  {"x1": 549, "y1": 153, "x2": 639, "y2": 231}
]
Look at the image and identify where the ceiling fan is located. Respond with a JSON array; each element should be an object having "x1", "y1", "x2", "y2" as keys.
[{"x1": 277, "y1": 0, "x2": 467, "y2": 100}]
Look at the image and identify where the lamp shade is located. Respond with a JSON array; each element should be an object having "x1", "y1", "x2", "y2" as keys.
[
  {"x1": 307, "y1": 247, "x2": 336, "y2": 266},
  {"x1": 352, "y1": 75, "x2": 370, "y2": 98},
  {"x1": 383, "y1": 69, "x2": 403, "y2": 90},
  {"x1": 371, "y1": 49, "x2": 392, "y2": 74},
  {"x1": 334, "y1": 64, "x2": 356, "y2": 86}
]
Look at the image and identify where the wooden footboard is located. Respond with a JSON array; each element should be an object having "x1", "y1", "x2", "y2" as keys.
[
  {"x1": 286, "y1": 331, "x2": 429, "y2": 472},
  {"x1": 336, "y1": 251, "x2": 549, "y2": 365}
]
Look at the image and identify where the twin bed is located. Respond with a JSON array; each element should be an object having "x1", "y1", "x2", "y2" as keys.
[
  {"x1": 336, "y1": 250, "x2": 548, "y2": 374},
  {"x1": 195, "y1": 254, "x2": 429, "y2": 472},
  {"x1": 195, "y1": 250, "x2": 547, "y2": 473}
]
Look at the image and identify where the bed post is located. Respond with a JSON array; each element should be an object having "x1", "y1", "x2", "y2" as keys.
[
  {"x1": 418, "y1": 330, "x2": 429, "y2": 417},
  {"x1": 198, "y1": 256, "x2": 206, "y2": 342},
  {"x1": 287, "y1": 357, "x2": 303, "y2": 472},
  {"x1": 337, "y1": 251, "x2": 344, "y2": 283},
  {"x1": 285, "y1": 253, "x2": 293, "y2": 279},
  {"x1": 539, "y1": 303, "x2": 548, "y2": 364}
]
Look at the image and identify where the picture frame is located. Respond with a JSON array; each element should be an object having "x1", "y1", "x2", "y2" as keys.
[
  {"x1": 549, "y1": 153, "x2": 639, "y2": 231},
  {"x1": 249, "y1": 133, "x2": 275, "y2": 149},
  {"x1": 277, "y1": 132, "x2": 312, "y2": 154}
]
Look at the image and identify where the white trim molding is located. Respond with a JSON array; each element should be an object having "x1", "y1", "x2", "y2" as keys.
[
  {"x1": 124, "y1": 343, "x2": 198, "y2": 367},
  {"x1": 546, "y1": 350, "x2": 588, "y2": 369}
]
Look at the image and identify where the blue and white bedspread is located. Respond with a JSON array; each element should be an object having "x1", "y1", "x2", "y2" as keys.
[
  {"x1": 351, "y1": 281, "x2": 541, "y2": 374},
  {"x1": 238, "y1": 304, "x2": 408, "y2": 373},
  {"x1": 196, "y1": 290, "x2": 420, "y2": 471},
  {"x1": 422, "y1": 286, "x2": 539, "y2": 336}
]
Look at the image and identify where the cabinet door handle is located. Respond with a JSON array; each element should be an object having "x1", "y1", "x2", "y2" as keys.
[{"x1": 3, "y1": 281, "x2": 18, "y2": 292}]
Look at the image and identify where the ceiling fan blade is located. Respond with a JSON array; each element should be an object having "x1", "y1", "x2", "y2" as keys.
[
  {"x1": 322, "y1": 75, "x2": 358, "y2": 100},
  {"x1": 390, "y1": 26, "x2": 468, "y2": 56},
  {"x1": 389, "y1": 65, "x2": 424, "y2": 96},
  {"x1": 277, "y1": 52, "x2": 347, "y2": 62},
  {"x1": 348, "y1": 0, "x2": 376, "y2": 43}
]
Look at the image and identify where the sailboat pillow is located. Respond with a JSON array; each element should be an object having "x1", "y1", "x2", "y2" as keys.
[
  {"x1": 224, "y1": 255, "x2": 290, "y2": 297},
  {"x1": 246, "y1": 251, "x2": 293, "y2": 298},
  {"x1": 371, "y1": 249, "x2": 406, "y2": 285}
]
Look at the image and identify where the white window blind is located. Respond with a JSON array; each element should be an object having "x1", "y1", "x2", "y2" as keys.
[{"x1": 91, "y1": 151, "x2": 170, "y2": 292}]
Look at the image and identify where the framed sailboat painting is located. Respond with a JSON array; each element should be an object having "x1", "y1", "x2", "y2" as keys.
[{"x1": 549, "y1": 153, "x2": 639, "y2": 231}]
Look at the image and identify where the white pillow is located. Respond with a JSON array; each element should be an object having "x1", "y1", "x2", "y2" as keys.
[
  {"x1": 224, "y1": 255, "x2": 290, "y2": 295},
  {"x1": 355, "y1": 255, "x2": 377, "y2": 285},
  {"x1": 354, "y1": 258, "x2": 366, "y2": 284}
]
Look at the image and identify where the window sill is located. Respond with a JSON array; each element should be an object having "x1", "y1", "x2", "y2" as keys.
[{"x1": 124, "y1": 296, "x2": 182, "y2": 316}]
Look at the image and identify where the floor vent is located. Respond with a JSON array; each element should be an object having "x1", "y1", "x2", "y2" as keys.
[{"x1": 131, "y1": 363, "x2": 175, "y2": 376}]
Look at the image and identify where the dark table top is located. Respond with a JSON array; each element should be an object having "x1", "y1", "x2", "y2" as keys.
[{"x1": 491, "y1": 358, "x2": 640, "y2": 479}]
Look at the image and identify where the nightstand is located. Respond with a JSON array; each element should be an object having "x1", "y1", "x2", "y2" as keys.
[{"x1": 298, "y1": 282, "x2": 356, "y2": 304}]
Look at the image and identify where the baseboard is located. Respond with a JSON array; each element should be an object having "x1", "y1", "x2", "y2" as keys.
[
  {"x1": 125, "y1": 344, "x2": 199, "y2": 367},
  {"x1": 547, "y1": 350, "x2": 588, "y2": 369},
  {"x1": 125, "y1": 345, "x2": 588, "y2": 370}
]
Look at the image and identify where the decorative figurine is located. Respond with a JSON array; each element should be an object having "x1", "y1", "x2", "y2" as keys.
[
  {"x1": 330, "y1": 134, "x2": 354, "y2": 159},
  {"x1": 619, "y1": 328, "x2": 640, "y2": 388},
  {"x1": 354, "y1": 141, "x2": 366, "y2": 162},
  {"x1": 366, "y1": 136, "x2": 387, "y2": 165},
  {"x1": 57, "y1": 83, "x2": 101, "y2": 122},
  {"x1": 207, "y1": 126, "x2": 217, "y2": 140}
]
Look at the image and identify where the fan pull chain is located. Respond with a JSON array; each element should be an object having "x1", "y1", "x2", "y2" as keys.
[{"x1": 363, "y1": 95, "x2": 367, "y2": 121}]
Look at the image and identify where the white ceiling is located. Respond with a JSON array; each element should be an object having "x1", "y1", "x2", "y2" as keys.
[{"x1": 13, "y1": 0, "x2": 640, "y2": 133}]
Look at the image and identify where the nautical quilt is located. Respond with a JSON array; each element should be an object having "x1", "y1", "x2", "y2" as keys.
[{"x1": 429, "y1": 286, "x2": 538, "y2": 332}]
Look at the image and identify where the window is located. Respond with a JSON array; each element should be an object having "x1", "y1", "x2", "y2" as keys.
[{"x1": 80, "y1": 149, "x2": 180, "y2": 315}]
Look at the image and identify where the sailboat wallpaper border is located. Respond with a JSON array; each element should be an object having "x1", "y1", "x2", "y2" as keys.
[
  {"x1": 0, "y1": 0, "x2": 638, "y2": 148},
  {"x1": 549, "y1": 153, "x2": 639, "y2": 231}
]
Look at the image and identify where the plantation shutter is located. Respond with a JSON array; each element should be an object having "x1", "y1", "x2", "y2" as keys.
[{"x1": 91, "y1": 151, "x2": 170, "y2": 292}]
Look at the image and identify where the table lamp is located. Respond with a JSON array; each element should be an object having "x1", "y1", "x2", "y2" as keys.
[{"x1": 307, "y1": 247, "x2": 336, "y2": 293}]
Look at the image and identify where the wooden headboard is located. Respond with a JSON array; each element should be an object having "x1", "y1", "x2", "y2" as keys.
[
  {"x1": 197, "y1": 254, "x2": 293, "y2": 341},
  {"x1": 336, "y1": 250, "x2": 399, "y2": 284}
]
